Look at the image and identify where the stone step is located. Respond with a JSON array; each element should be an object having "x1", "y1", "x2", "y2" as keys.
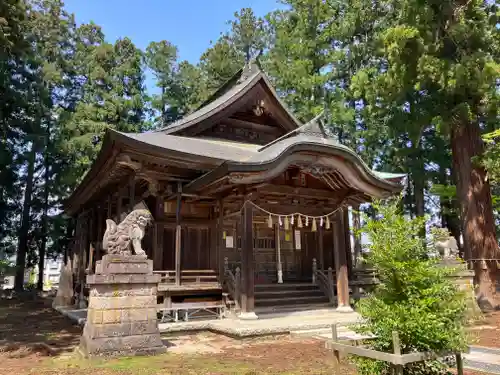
[
  {"x1": 255, "y1": 303, "x2": 334, "y2": 316},
  {"x1": 255, "y1": 295, "x2": 329, "y2": 307}
]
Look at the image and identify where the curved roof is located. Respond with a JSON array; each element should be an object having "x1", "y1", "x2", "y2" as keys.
[{"x1": 182, "y1": 125, "x2": 405, "y2": 197}]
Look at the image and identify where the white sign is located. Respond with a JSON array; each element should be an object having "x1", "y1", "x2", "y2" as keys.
[
  {"x1": 294, "y1": 230, "x2": 301, "y2": 250},
  {"x1": 225, "y1": 236, "x2": 234, "y2": 248}
]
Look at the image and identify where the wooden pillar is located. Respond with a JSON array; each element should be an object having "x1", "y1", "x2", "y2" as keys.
[
  {"x1": 217, "y1": 200, "x2": 224, "y2": 278},
  {"x1": 88, "y1": 208, "x2": 96, "y2": 273},
  {"x1": 318, "y1": 226, "x2": 324, "y2": 270},
  {"x1": 240, "y1": 202, "x2": 257, "y2": 319},
  {"x1": 275, "y1": 224, "x2": 283, "y2": 283},
  {"x1": 107, "y1": 194, "x2": 112, "y2": 219},
  {"x1": 96, "y1": 203, "x2": 104, "y2": 261},
  {"x1": 64, "y1": 218, "x2": 75, "y2": 266},
  {"x1": 174, "y1": 182, "x2": 182, "y2": 286},
  {"x1": 116, "y1": 191, "x2": 123, "y2": 221},
  {"x1": 343, "y1": 208, "x2": 353, "y2": 275},
  {"x1": 153, "y1": 195, "x2": 165, "y2": 269},
  {"x1": 333, "y1": 210, "x2": 353, "y2": 312},
  {"x1": 209, "y1": 208, "x2": 218, "y2": 271},
  {"x1": 352, "y1": 203, "x2": 362, "y2": 267},
  {"x1": 128, "y1": 178, "x2": 136, "y2": 212}
]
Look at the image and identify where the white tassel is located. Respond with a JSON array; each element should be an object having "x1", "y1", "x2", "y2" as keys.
[
  {"x1": 279, "y1": 216, "x2": 283, "y2": 226},
  {"x1": 305, "y1": 216, "x2": 309, "y2": 227},
  {"x1": 291, "y1": 215, "x2": 294, "y2": 225},
  {"x1": 320, "y1": 217, "x2": 324, "y2": 227}
]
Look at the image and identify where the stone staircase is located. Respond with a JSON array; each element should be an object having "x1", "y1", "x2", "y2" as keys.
[{"x1": 254, "y1": 282, "x2": 331, "y2": 314}]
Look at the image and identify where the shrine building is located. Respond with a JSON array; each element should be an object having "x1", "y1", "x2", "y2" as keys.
[{"x1": 64, "y1": 61, "x2": 404, "y2": 318}]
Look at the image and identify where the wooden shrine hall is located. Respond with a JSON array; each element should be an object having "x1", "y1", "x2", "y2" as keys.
[{"x1": 64, "y1": 61, "x2": 405, "y2": 319}]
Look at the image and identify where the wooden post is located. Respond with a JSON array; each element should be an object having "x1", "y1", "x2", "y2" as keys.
[
  {"x1": 217, "y1": 200, "x2": 224, "y2": 279},
  {"x1": 352, "y1": 203, "x2": 362, "y2": 267},
  {"x1": 153, "y1": 195, "x2": 165, "y2": 269},
  {"x1": 334, "y1": 210, "x2": 353, "y2": 312},
  {"x1": 87, "y1": 243, "x2": 94, "y2": 274},
  {"x1": 240, "y1": 201, "x2": 257, "y2": 319},
  {"x1": 331, "y1": 323, "x2": 340, "y2": 371},
  {"x1": 392, "y1": 331, "x2": 403, "y2": 375},
  {"x1": 456, "y1": 353, "x2": 464, "y2": 375},
  {"x1": 343, "y1": 208, "x2": 353, "y2": 274},
  {"x1": 175, "y1": 182, "x2": 182, "y2": 286},
  {"x1": 107, "y1": 194, "x2": 112, "y2": 219},
  {"x1": 275, "y1": 224, "x2": 283, "y2": 284},
  {"x1": 312, "y1": 258, "x2": 317, "y2": 284},
  {"x1": 96, "y1": 204, "x2": 104, "y2": 261},
  {"x1": 318, "y1": 225, "x2": 324, "y2": 270},
  {"x1": 128, "y1": 178, "x2": 135, "y2": 212},
  {"x1": 116, "y1": 190, "x2": 123, "y2": 221}
]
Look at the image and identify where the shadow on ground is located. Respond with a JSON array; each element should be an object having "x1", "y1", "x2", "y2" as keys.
[{"x1": 0, "y1": 297, "x2": 81, "y2": 358}]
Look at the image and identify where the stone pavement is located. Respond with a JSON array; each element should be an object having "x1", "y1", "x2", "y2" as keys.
[
  {"x1": 55, "y1": 305, "x2": 360, "y2": 338},
  {"x1": 464, "y1": 346, "x2": 500, "y2": 374}
]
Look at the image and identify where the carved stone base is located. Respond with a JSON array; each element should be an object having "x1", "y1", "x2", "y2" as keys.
[
  {"x1": 79, "y1": 255, "x2": 165, "y2": 357},
  {"x1": 336, "y1": 305, "x2": 354, "y2": 313},
  {"x1": 238, "y1": 311, "x2": 259, "y2": 320}
]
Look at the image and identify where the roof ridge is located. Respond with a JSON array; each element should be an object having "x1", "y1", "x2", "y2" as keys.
[{"x1": 257, "y1": 112, "x2": 326, "y2": 152}]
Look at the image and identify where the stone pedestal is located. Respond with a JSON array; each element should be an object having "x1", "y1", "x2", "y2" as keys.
[
  {"x1": 53, "y1": 261, "x2": 74, "y2": 308},
  {"x1": 440, "y1": 258, "x2": 475, "y2": 291},
  {"x1": 79, "y1": 255, "x2": 165, "y2": 357}
]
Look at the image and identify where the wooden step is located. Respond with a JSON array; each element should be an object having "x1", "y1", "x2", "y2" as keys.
[
  {"x1": 255, "y1": 283, "x2": 319, "y2": 291},
  {"x1": 255, "y1": 295, "x2": 329, "y2": 307},
  {"x1": 255, "y1": 288, "x2": 325, "y2": 299},
  {"x1": 255, "y1": 302, "x2": 334, "y2": 315}
]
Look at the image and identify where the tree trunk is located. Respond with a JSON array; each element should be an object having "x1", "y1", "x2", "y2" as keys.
[
  {"x1": 15, "y1": 143, "x2": 36, "y2": 291},
  {"x1": 37, "y1": 136, "x2": 50, "y2": 291},
  {"x1": 412, "y1": 146, "x2": 426, "y2": 237},
  {"x1": 451, "y1": 123, "x2": 499, "y2": 307}
]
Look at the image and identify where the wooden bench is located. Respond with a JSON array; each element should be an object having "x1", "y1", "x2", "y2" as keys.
[{"x1": 157, "y1": 301, "x2": 225, "y2": 323}]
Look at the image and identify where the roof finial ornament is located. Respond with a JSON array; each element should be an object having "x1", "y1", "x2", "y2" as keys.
[
  {"x1": 238, "y1": 50, "x2": 263, "y2": 83},
  {"x1": 298, "y1": 111, "x2": 327, "y2": 138}
]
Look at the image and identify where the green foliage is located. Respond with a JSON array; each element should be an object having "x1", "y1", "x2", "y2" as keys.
[
  {"x1": 482, "y1": 129, "x2": 500, "y2": 186},
  {"x1": 353, "y1": 199, "x2": 468, "y2": 375}
]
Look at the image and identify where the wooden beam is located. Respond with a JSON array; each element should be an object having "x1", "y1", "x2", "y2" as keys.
[
  {"x1": 256, "y1": 184, "x2": 343, "y2": 200},
  {"x1": 240, "y1": 201, "x2": 256, "y2": 318},
  {"x1": 223, "y1": 117, "x2": 283, "y2": 135}
]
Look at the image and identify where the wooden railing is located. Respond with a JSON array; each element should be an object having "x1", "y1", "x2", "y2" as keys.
[
  {"x1": 223, "y1": 257, "x2": 241, "y2": 310},
  {"x1": 312, "y1": 259, "x2": 380, "y2": 302},
  {"x1": 313, "y1": 258, "x2": 336, "y2": 305},
  {"x1": 153, "y1": 269, "x2": 221, "y2": 290}
]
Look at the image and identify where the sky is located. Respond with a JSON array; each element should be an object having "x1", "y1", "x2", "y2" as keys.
[{"x1": 64, "y1": 0, "x2": 283, "y2": 92}]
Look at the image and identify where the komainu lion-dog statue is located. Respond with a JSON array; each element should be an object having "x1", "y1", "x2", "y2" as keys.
[{"x1": 102, "y1": 209, "x2": 153, "y2": 256}]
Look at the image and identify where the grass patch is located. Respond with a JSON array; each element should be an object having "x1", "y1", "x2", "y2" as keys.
[{"x1": 48, "y1": 352, "x2": 263, "y2": 374}]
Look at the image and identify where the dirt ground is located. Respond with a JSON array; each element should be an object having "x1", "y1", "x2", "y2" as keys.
[
  {"x1": 0, "y1": 297, "x2": 494, "y2": 375},
  {"x1": 469, "y1": 310, "x2": 500, "y2": 348}
]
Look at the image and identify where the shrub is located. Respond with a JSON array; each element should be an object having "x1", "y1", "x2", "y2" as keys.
[{"x1": 352, "y1": 199, "x2": 468, "y2": 375}]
